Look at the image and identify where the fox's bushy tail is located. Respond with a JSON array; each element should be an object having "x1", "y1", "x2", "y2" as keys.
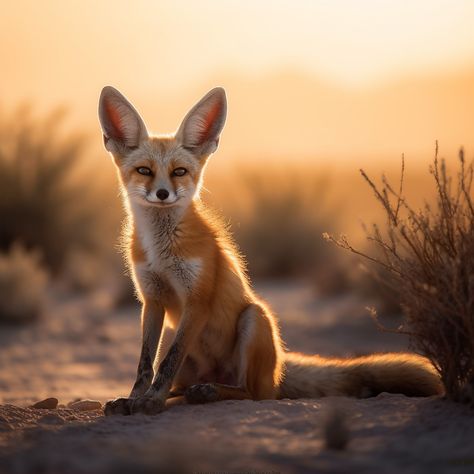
[{"x1": 278, "y1": 352, "x2": 443, "y2": 399}]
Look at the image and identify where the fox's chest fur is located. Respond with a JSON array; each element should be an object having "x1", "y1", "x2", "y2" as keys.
[{"x1": 130, "y1": 206, "x2": 203, "y2": 317}]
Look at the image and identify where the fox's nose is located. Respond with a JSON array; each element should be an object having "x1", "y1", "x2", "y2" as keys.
[{"x1": 156, "y1": 189, "x2": 170, "y2": 201}]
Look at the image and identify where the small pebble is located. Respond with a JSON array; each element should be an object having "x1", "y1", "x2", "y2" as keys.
[
  {"x1": 31, "y1": 398, "x2": 59, "y2": 410},
  {"x1": 67, "y1": 400, "x2": 102, "y2": 411}
]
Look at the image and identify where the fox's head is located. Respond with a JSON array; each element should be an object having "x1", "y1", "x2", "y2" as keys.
[{"x1": 98, "y1": 86, "x2": 227, "y2": 210}]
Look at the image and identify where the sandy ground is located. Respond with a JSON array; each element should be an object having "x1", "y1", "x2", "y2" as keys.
[{"x1": 1, "y1": 282, "x2": 473, "y2": 474}]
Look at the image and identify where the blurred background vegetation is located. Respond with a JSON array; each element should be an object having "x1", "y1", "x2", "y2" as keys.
[
  {"x1": 0, "y1": 1, "x2": 473, "y2": 326},
  {"x1": 0, "y1": 108, "x2": 124, "y2": 322},
  {"x1": 0, "y1": 109, "x2": 112, "y2": 272},
  {"x1": 0, "y1": 104, "x2": 409, "y2": 324}
]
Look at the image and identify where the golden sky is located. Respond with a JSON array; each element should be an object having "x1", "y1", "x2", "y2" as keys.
[{"x1": 1, "y1": 0, "x2": 474, "y2": 163}]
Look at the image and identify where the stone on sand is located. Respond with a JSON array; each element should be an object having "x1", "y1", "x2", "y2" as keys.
[
  {"x1": 67, "y1": 400, "x2": 102, "y2": 411},
  {"x1": 30, "y1": 398, "x2": 59, "y2": 409}
]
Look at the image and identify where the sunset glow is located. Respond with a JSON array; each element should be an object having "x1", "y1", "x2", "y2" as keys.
[{"x1": 1, "y1": 0, "x2": 473, "y2": 162}]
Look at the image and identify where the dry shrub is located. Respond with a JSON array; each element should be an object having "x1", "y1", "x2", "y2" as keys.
[
  {"x1": 0, "y1": 244, "x2": 48, "y2": 323},
  {"x1": 326, "y1": 145, "x2": 474, "y2": 403},
  {"x1": 0, "y1": 107, "x2": 116, "y2": 281}
]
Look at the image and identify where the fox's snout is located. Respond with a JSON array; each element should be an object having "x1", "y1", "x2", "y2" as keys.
[{"x1": 143, "y1": 179, "x2": 180, "y2": 206}]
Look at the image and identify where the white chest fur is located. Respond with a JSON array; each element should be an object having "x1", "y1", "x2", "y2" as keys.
[{"x1": 132, "y1": 206, "x2": 202, "y2": 300}]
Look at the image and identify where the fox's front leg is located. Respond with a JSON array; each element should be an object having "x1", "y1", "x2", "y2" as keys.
[
  {"x1": 104, "y1": 299, "x2": 164, "y2": 416},
  {"x1": 130, "y1": 300, "x2": 165, "y2": 396},
  {"x1": 130, "y1": 303, "x2": 206, "y2": 415}
]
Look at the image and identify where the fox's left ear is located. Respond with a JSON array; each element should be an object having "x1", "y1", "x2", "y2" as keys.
[
  {"x1": 176, "y1": 87, "x2": 227, "y2": 157},
  {"x1": 98, "y1": 86, "x2": 148, "y2": 154}
]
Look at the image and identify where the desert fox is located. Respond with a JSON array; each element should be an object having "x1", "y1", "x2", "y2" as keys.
[{"x1": 98, "y1": 86, "x2": 442, "y2": 415}]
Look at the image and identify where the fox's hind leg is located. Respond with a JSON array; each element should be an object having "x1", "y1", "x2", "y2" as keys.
[
  {"x1": 236, "y1": 303, "x2": 280, "y2": 400},
  {"x1": 184, "y1": 303, "x2": 280, "y2": 404}
]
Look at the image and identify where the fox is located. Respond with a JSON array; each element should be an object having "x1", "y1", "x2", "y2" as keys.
[{"x1": 98, "y1": 86, "x2": 443, "y2": 415}]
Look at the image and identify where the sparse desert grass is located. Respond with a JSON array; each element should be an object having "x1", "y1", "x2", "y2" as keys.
[
  {"x1": 327, "y1": 146, "x2": 474, "y2": 403},
  {"x1": 0, "y1": 244, "x2": 48, "y2": 323}
]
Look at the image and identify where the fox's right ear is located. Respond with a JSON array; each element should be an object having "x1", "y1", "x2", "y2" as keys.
[
  {"x1": 176, "y1": 87, "x2": 227, "y2": 157},
  {"x1": 98, "y1": 86, "x2": 148, "y2": 154}
]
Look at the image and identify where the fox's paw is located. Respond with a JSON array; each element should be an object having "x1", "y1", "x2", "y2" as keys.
[
  {"x1": 185, "y1": 383, "x2": 219, "y2": 404},
  {"x1": 130, "y1": 396, "x2": 165, "y2": 415},
  {"x1": 104, "y1": 397, "x2": 134, "y2": 416}
]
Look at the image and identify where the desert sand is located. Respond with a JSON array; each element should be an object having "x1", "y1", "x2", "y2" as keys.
[{"x1": 1, "y1": 282, "x2": 473, "y2": 474}]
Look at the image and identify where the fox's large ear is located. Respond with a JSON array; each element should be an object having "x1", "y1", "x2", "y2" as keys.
[
  {"x1": 98, "y1": 86, "x2": 148, "y2": 154},
  {"x1": 176, "y1": 87, "x2": 227, "y2": 156}
]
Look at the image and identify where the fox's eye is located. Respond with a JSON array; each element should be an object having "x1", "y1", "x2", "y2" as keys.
[
  {"x1": 136, "y1": 167, "x2": 152, "y2": 176},
  {"x1": 172, "y1": 167, "x2": 187, "y2": 177}
]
